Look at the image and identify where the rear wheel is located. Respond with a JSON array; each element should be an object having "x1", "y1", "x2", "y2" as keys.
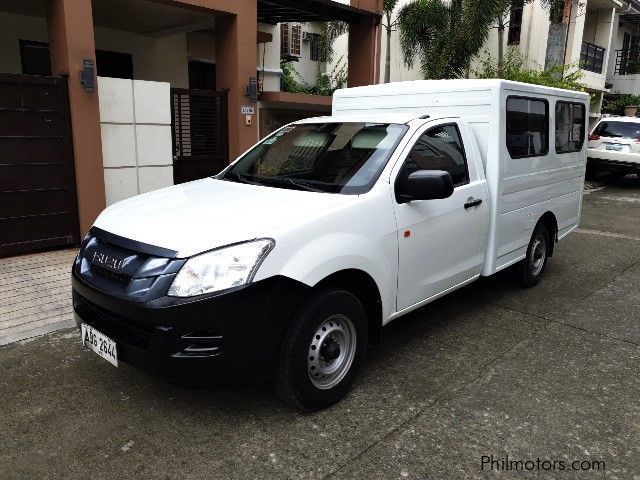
[
  {"x1": 585, "y1": 164, "x2": 598, "y2": 181},
  {"x1": 274, "y1": 289, "x2": 368, "y2": 411},
  {"x1": 512, "y1": 223, "x2": 550, "y2": 288}
]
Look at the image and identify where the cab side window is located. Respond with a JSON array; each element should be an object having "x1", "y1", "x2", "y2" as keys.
[{"x1": 402, "y1": 124, "x2": 470, "y2": 187}]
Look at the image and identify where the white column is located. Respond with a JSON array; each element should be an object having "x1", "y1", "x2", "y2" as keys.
[
  {"x1": 565, "y1": 0, "x2": 587, "y2": 66},
  {"x1": 596, "y1": 7, "x2": 617, "y2": 77}
]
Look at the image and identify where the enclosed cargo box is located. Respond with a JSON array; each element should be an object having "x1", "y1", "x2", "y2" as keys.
[{"x1": 333, "y1": 79, "x2": 589, "y2": 274}]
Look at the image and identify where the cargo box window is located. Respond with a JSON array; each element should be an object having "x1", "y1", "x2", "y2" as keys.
[
  {"x1": 506, "y1": 96, "x2": 549, "y2": 158},
  {"x1": 556, "y1": 102, "x2": 585, "y2": 153},
  {"x1": 402, "y1": 124, "x2": 470, "y2": 187}
]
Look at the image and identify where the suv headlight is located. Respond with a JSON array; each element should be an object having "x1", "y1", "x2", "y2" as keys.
[{"x1": 168, "y1": 239, "x2": 275, "y2": 297}]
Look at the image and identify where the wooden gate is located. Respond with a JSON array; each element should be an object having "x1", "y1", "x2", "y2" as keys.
[
  {"x1": 171, "y1": 88, "x2": 229, "y2": 184},
  {"x1": 0, "y1": 73, "x2": 79, "y2": 257}
]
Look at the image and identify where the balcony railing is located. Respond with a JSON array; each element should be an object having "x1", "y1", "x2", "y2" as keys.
[
  {"x1": 614, "y1": 48, "x2": 640, "y2": 75},
  {"x1": 580, "y1": 41, "x2": 606, "y2": 74}
]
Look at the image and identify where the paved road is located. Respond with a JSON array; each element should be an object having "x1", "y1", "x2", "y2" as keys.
[{"x1": 1, "y1": 175, "x2": 639, "y2": 479}]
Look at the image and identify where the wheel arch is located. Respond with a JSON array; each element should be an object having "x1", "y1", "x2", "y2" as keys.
[
  {"x1": 538, "y1": 211, "x2": 558, "y2": 256},
  {"x1": 314, "y1": 269, "x2": 383, "y2": 345}
]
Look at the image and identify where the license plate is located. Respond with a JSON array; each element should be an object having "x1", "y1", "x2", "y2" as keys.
[
  {"x1": 81, "y1": 324, "x2": 118, "y2": 367},
  {"x1": 605, "y1": 143, "x2": 624, "y2": 151}
]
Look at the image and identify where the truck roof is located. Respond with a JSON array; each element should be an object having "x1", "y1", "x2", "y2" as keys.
[
  {"x1": 295, "y1": 113, "x2": 455, "y2": 125},
  {"x1": 333, "y1": 78, "x2": 590, "y2": 101}
]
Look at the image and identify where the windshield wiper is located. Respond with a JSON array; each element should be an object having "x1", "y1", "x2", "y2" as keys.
[
  {"x1": 227, "y1": 172, "x2": 327, "y2": 192},
  {"x1": 226, "y1": 171, "x2": 262, "y2": 186},
  {"x1": 279, "y1": 178, "x2": 325, "y2": 193}
]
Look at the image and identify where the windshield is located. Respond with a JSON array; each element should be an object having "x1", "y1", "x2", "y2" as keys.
[
  {"x1": 221, "y1": 123, "x2": 408, "y2": 194},
  {"x1": 593, "y1": 121, "x2": 640, "y2": 140}
]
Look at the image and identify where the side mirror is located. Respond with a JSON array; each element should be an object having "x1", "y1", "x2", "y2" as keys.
[{"x1": 396, "y1": 170, "x2": 454, "y2": 203}]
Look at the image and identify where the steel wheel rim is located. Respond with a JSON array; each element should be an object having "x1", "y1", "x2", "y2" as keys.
[
  {"x1": 307, "y1": 314, "x2": 357, "y2": 390},
  {"x1": 530, "y1": 235, "x2": 546, "y2": 277}
]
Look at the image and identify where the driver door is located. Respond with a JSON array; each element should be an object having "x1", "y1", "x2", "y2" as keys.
[{"x1": 393, "y1": 120, "x2": 488, "y2": 312}]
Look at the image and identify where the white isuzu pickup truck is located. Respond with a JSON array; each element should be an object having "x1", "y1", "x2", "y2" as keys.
[{"x1": 73, "y1": 80, "x2": 589, "y2": 410}]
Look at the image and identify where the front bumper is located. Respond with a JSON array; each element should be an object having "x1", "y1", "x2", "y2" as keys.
[{"x1": 72, "y1": 271, "x2": 309, "y2": 383}]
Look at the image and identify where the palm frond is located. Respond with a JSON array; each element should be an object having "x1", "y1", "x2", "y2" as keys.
[{"x1": 397, "y1": 0, "x2": 512, "y2": 79}]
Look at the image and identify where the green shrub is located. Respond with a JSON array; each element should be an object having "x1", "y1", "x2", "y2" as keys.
[
  {"x1": 280, "y1": 58, "x2": 347, "y2": 96},
  {"x1": 601, "y1": 94, "x2": 640, "y2": 115},
  {"x1": 474, "y1": 49, "x2": 586, "y2": 92}
]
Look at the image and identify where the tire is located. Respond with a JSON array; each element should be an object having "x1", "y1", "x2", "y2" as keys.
[
  {"x1": 511, "y1": 223, "x2": 551, "y2": 288},
  {"x1": 274, "y1": 288, "x2": 368, "y2": 411},
  {"x1": 585, "y1": 164, "x2": 598, "y2": 181}
]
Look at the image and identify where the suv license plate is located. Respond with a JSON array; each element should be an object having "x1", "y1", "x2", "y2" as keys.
[
  {"x1": 81, "y1": 324, "x2": 118, "y2": 367},
  {"x1": 605, "y1": 143, "x2": 624, "y2": 151}
]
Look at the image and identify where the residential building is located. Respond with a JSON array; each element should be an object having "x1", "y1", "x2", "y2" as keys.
[
  {"x1": 0, "y1": 0, "x2": 383, "y2": 257},
  {"x1": 477, "y1": 0, "x2": 625, "y2": 128},
  {"x1": 607, "y1": 5, "x2": 640, "y2": 94},
  {"x1": 376, "y1": 0, "x2": 640, "y2": 128}
]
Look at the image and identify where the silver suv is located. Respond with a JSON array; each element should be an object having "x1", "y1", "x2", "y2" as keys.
[{"x1": 587, "y1": 116, "x2": 640, "y2": 177}]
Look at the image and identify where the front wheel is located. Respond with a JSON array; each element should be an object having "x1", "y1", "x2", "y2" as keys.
[
  {"x1": 274, "y1": 289, "x2": 368, "y2": 411},
  {"x1": 511, "y1": 223, "x2": 550, "y2": 288}
]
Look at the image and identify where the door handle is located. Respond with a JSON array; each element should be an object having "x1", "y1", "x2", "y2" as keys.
[{"x1": 464, "y1": 198, "x2": 483, "y2": 209}]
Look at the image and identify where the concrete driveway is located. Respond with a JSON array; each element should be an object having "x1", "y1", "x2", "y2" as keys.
[
  {"x1": 0, "y1": 249, "x2": 77, "y2": 346},
  {"x1": 1, "y1": 175, "x2": 639, "y2": 480}
]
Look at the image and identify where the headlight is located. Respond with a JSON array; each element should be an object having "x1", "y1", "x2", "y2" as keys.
[{"x1": 167, "y1": 239, "x2": 274, "y2": 297}]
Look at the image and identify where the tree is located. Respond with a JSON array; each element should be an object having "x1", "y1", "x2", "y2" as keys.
[
  {"x1": 318, "y1": 21, "x2": 348, "y2": 64},
  {"x1": 494, "y1": 0, "x2": 522, "y2": 72},
  {"x1": 383, "y1": 0, "x2": 399, "y2": 83},
  {"x1": 397, "y1": 0, "x2": 512, "y2": 79}
]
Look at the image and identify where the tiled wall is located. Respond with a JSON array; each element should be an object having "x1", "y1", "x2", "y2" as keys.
[{"x1": 98, "y1": 77, "x2": 174, "y2": 205}]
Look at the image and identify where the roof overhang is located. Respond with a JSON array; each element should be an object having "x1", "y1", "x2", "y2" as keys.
[
  {"x1": 620, "y1": 12, "x2": 640, "y2": 24},
  {"x1": 257, "y1": 0, "x2": 380, "y2": 24}
]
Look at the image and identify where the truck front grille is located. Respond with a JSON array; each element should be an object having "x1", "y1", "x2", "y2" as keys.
[
  {"x1": 74, "y1": 230, "x2": 185, "y2": 303},
  {"x1": 89, "y1": 263, "x2": 131, "y2": 287}
]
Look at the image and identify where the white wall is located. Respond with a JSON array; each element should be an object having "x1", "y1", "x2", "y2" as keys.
[
  {"x1": 608, "y1": 13, "x2": 626, "y2": 77},
  {"x1": 606, "y1": 14, "x2": 640, "y2": 94},
  {"x1": 329, "y1": 32, "x2": 351, "y2": 79},
  {"x1": 470, "y1": 0, "x2": 551, "y2": 74},
  {"x1": 609, "y1": 75, "x2": 640, "y2": 94},
  {"x1": 258, "y1": 23, "x2": 282, "y2": 92},
  {"x1": 520, "y1": 0, "x2": 552, "y2": 68},
  {"x1": 98, "y1": 77, "x2": 173, "y2": 206},
  {"x1": 330, "y1": 0, "x2": 422, "y2": 82},
  {"x1": 94, "y1": 28, "x2": 188, "y2": 88},
  {"x1": 0, "y1": 12, "x2": 48, "y2": 74},
  {"x1": 187, "y1": 31, "x2": 215, "y2": 61},
  {"x1": 279, "y1": 22, "x2": 326, "y2": 87},
  {"x1": 377, "y1": 3, "x2": 422, "y2": 82},
  {"x1": 0, "y1": 11, "x2": 188, "y2": 88},
  {"x1": 566, "y1": 6, "x2": 615, "y2": 93}
]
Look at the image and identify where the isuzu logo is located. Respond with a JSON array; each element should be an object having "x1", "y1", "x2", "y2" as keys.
[{"x1": 91, "y1": 251, "x2": 124, "y2": 271}]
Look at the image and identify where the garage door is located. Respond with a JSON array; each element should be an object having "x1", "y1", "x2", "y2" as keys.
[{"x1": 0, "y1": 73, "x2": 79, "y2": 257}]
